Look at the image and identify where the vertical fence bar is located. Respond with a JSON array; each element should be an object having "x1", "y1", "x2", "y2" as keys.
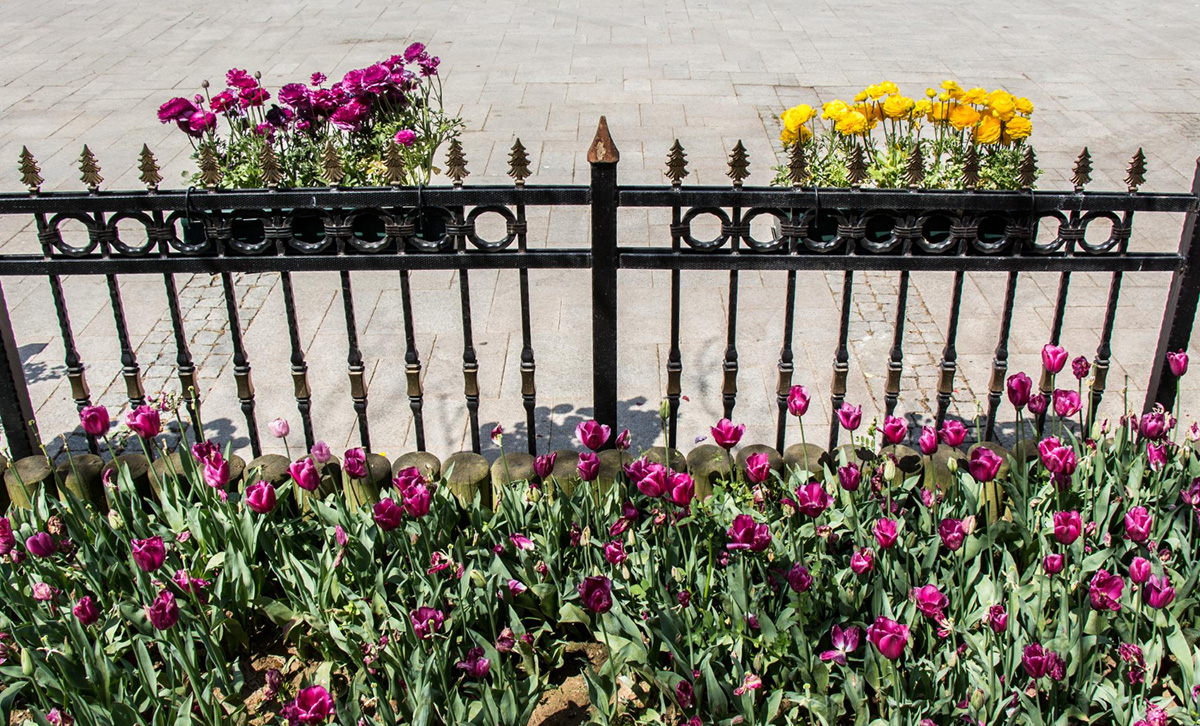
[
  {"x1": 1037, "y1": 270, "x2": 1071, "y2": 436},
  {"x1": 279, "y1": 271, "x2": 315, "y2": 450},
  {"x1": 398, "y1": 267, "x2": 426, "y2": 451},
  {"x1": 0, "y1": 281, "x2": 37, "y2": 458},
  {"x1": 339, "y1": 270, "x2": 370, "y2": 450},
  {"x1": 99, "y1": 211, "x2": 146, "y2": 412},
  {"x1": 666, "y1": 199, "x2": 683, "y2": 451},
  {"x1": 775, "y1": 267, "x2": 797, "y2": 451},
  {"x1": 985, "y1": 271, "x2": 1019, "y2": 440},
  {"x1": 1090, "y1": 271, "x2": 1122, "y2": 429},
  {"x1": 883, "y1": 271, "x2": 910, "y2": 418},
  {"x1": 589, "y1": 117, "x2": 620, "y2": 437},
  {"x1": 458, "y1": 265, "x2": 481, "y2": 454},
  {"x1": 1148, "y1": 159, "x2": 1200, "y2": 411},
  {"x1": 935, "y1": 270, "x2": 965, "y2": 426},
  {"x1": 828, "y1": 271, "x2": 854, "y2": 450},
  {"x1": 220, "y1": 271, "x2": 261, "y2": 457},
  {"x1": 514, "y1": 200, "x2": 539, "y2": 455}
]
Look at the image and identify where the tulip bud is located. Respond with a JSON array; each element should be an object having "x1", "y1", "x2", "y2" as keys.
[
  {"x1": 659, "y1": 398, "x2": 671, "y2": 421},
  {"x1": 947, "y1": 457, "x2": 958, "y2": 474},
  {"x1": 970, "y1": 688, "x2": 987, "y2": 711},
  {"x1": 21, "y1": 648, "x2": 33, "y2": 676},
  {"x1": 883, "y1": 459, "x2": 896, "y2": 482}
]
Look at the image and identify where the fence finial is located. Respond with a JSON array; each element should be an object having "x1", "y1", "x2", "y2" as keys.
[
  {"x1": 587, "y1": 116, "x2": 619, "y2": 164},
  {"x1": 961, "y1": 145, "x2": 980, "y2": 189},
  {"x1": 1018, "y1": 146, "x2": 1038, "y2": 189},
  {"x1": 1072, "y1": 147, "x2": 1092, "y2": 191},
  {"x1": 384, "y1": 140, "x2": 405, "y2": 187},
  {"x1": 445, "y1": 138, "x2": 469, "y2": 186},
  {"x1": 666, "y1": 140, "x2": 689, "y2": 186},
  {"x1": 18, "y1": 146, "x2": 42, "y2": 194},
  {"x1": 1126, "y1": 148, "x2": 1147, "y2": 193},
  {"x1": 322, "y1": 139, "x2": 345, "y2": 187},
  {"x1": 198, "y1": 143, "x2": 221, "y2": 189},
  {"x1": 847, "y1": 145, "x2": 867, "y2": 188},
  {"x1": 727, "y1": 141, "x2": 750, "y2": 187},
  {"x1": 787, "y1": 142, "x2": 807, "y2": 187},
  {"x1": 138, "y1": 144, "x2": 162, "y2": 191},
  {"x1": 78, "y1": 145, "x2": 102, "y2": 192},
  {"x1": 260, "y1": 141, "x2": 281, "y2": 189},
  {"x1": 905, "y1": 142, "x2": 925, "y2": 188},
  {"x1": 508, "y1": 138, "x2": 531, "y2": 186}
]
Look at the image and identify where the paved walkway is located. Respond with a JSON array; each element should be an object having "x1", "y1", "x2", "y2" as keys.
[{"x1": 1, "y1": 0, "x2": 1198, "y2": 461}]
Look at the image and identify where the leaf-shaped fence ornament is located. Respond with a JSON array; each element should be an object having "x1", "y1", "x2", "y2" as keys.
[
  {"x1": 260, "y1": 141, "x2": 281, "y2": 189},
  {"x1": 727, "y1": 141, "x2": 750, "y2": 187},
  {"x1": 445, "y1": 139, "x2": 469, "y2": 187},
  {"x1": 79, "y1": 145, "x2": 103, "y2": 192},
  {"x1": 787, "y1": 142, "x2": 808, "y2": 187},
  {"x1": 1126, "y1": 148, "x2": 1147, "y2": 193},
  {"x1": 508, "y1": 139, "x2": 531, "y2": 186},
  {"x1": 1071, "y1": 147, "x2": 1092, "y2": 191},
  {"x1": 321, "y1": 140, "x2": 345, "y2": 187},
  {"x1": 198, "y1": 143, "x2": 222, "y2": 189},
  {"x1": 666, "y1": 140, "x2": 689, "y2": 187},
  {"x1": 905, "y1": 143, "x2": 925, "y2": 188},
  {"x1": 1018, "y1": 147, "x2": 1038, "y2": 189},
  {"x1": 961, "y1": 145, "x2": 980, "y2": 189},
  {"x1": 18, "y1": 147, "x2": 43, "y2": 193},
  {"x1": 384, "y1": 141, "x2": 406, "y2": 187},
  {"x1": 847, "y1": 146, "x2": 868, "y2": 187},
  {"x1": 138, "y1": 145, "x2": 162, "y2": 191}
]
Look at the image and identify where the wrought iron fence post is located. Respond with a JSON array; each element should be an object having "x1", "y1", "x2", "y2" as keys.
[
  {"x1": 589, "y1": 117, "x2": 620, "y2": 438},
  {"x1": 1148, "y1": 158, "x2": 1200, "y2": 412},
  {"x1": 0, "y1": 280, "x2": 37, "y2": 458}
]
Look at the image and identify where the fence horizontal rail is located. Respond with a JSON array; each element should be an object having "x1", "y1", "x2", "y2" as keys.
[{"x1": 615, "y1": 251, "x2": 1182, "y2": 273}]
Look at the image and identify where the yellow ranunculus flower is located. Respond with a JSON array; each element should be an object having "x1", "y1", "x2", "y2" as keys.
[
  {"x1": 941, "y1": 79, "x2": 962, "y2": 92},
  {"x1": 880, "y1": 81, "x2": 898, "y2": 95},
  {"x1": 882, "y1": 94, "x2": 915, "y2": 120},
  {"x1": 781, "y1": 104, "x2": 816, "y2": 131},
  {"x1": 974, "y1": 114, "x2": 1002, "y2": 144},
  {"x1": 822, "y1": 99, "x2": 851, "y2": 121},
  {"x1": 835, "y1": 110, "x2": 868, "y2": 136},
  {"x1": 926, "y1": 87, "x2": 937, "y2": 98},
  {"x1": 854, "y1": 90, "x2": 869, "y2": 103},
  {"x1": 949, "y1": 103, "x2": 981, "y2": 130},
  {"x1": 1004, "y1": 116, "x2": 1033, "y2": 140},
  {"x1": 961, "y1": 87, "x2": 988, "y2": 105},
  {"x1": 1015, "y1": 97, "x2": 1034, "y2": 115},
  {"x1": 781, "y1": 125, "x2": 814, "y2": 144},
  {"x1": 988, "y1": 90, "x2": 1016, "y2": 121},
  {"x1": 929, "y1": 101, "x2": 953, "y2": 124},
  {"x1": 868, "y1": 84, "x2": 887, "y2": 99},
  {"x1": 938, "y1": 92, "x2": 951, "y2": 103}
]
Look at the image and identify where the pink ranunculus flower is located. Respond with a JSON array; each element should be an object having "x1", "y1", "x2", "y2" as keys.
[
  {"x1": 25, "y1": 532, "x2": 56, "y2": 558},
  {"x1": 744, "y1": 452, "x2": 771, "y2": 484},
  {"x1": 1168, "y1": 350, "x2": 1189, "y2": 377},
  {"x1": 968, "y1": 446, "x2": 1002, "y2": 483},
  {"x1": 838, "y1": 465, "x2": 861, "y2": 491},
  {"x1": 1043, "y1": 553, "x2": 1066, "y2": 575},
  {"x1": 938, "y1": 518, "x2": 966, "y2": 551},
  {"x1": 343, "y1": 448, "x2": 367, "y2": 478},
  {"x1": 1124, "y1": 506, "x2": 1152, "y2": 543},
  {"x1": 787, "y1": 563, "x2": 812, "y2": 593},
  {"x1": 131, "y1": 536, "x2": 165, "y2": 572},
  {"x1": 836, "y1": 403, "x2": 861, "y2": 432},
  {"x1": 987, "y1": 604, "x2": 1008, "y2": 633},
  {"x1": 125, "y1": 405, "x2": 162, "y2": 439},
  {"x1": 373, "y1": 498, "x2": 404, "y2": 531},
  {"x1": 911, "y1": 584, "x2": 948, "y2": 620},
  {"x1": 411, "y1": 606, "x2": 445, "y2": 639},
  {"x1": 604, "y1": 540, "x2": 627, "y2": 565},
  {"x1": 1027, "y1": 393, "x2": 1048, "y2": 416},
  {"x1": 146, "y1": 589, "x2": 179, "y2": 630},
  {"x1": 290, "y1": 458, "x2": 320, "y2": 491},
  {"x1": 1042, "y1": 344, "x2": 1068, "y2": 374},
  {"x1": 918, "y1": 425, "x2": 938, "y2": 455},
  {"x1": 577, "y1": 452, "x2": 600, "y2": 482},
  {"x1": 873, "y1": 518, "x2": 898, "y2": 549},
  {"x1": 866, "y1": 616, "x2": 909, "y2": 660},
  {"x1": 1052, "y1": 510, "x2": 1082, "y2": 545},
  {"x1": 819, "y1": 624, "x2": 861, "y2": 665},
  {"x1": 576, "y1": 420, "x2": 611, "y2": 451},
  {"x1": 787, "y1": 385, "x2": 810, "y2": 417},
  {"x1": 244, "y1": 481, "x2": 277, "y2": 514},
  {"x1": 268, "y1": 418, "x2": 290, "y2": 439},
  {"x1": 881, "y1": 415, "x2": 908, "y2": 445},
  {"x1": 1145, "y1": 574, "x2": 1176, "y2": 609},
  {"x1": 793, "y1": 482, "x2": 832, "y2": 517},
  {"x1": 1129, "y1": 556, "x2": 1151, "y2": 584},
  {"x1": 1007, "y1": 372, "x2": 1032, "y2": 410},
  {"x1": 393, "y1": 129, "x2": 417, "y2": 147},
  {"x1": 1089, "y1": 569, "x2": 1125, "y2": 612},
  {"x1": 1052, "y1": 389, "x2": 1082, "y2": 418},
  {"x1": 726, "y1": 514, "x2": 771, "y2": 552},
  {"x1": 850, "y1": 547, "x2": 874, "y2": 575},
  {"x1": 577, "y1": 575, "x2": 613, "y2": 613},
  {"x1": 711, "y1": 418, "x2": 745, "y2": 449},
  {"x1": 79, "y1": 405, "x2": 110, "y2": 437},
  {"x1": 533, "y1": 452, "x2": 557, "y2": 479},
  {"x1": 668, "y1": 472, "x2": 695, "y2": 507},
  {"x1": 285, "y1": 685, "x2": 334, "y2": 724}
]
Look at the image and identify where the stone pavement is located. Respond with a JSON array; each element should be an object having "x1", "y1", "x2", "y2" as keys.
[{"x1": 0, "y1": 0, "x2": 1198, "y2": 462}]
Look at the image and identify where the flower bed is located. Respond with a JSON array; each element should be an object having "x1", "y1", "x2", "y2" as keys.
[{"x1": 2, "y1": 346, "x2": 1198, "y2": 726}]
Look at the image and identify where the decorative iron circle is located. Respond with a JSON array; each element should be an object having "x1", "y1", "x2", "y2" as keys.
[
  {"x1": 799, "y1": 209, "x2": 844, "y2": 253},
  {"x1": 740, "y1": 207, "x2": 789, "y2": 252},
  {"x1": 679, "y1": 207, "x2": 731, "y2": 251},
  {"x1": 972, "y1": 214, "x2": 1013, "y2": 254},
  {"x1": 227, "y1": 213, "x2": 271, "y2": 254},
  {"x1": 107, "y1": 211, "x2": 157, "y2": 256},
  {"x1": 859, "y1": 212, "x2": 901, "y2": 253},
  {"x1": 1077, "y1": 210, "x2": 1127, "y2": 254},
  {"x1": 403, "y1": 206, "x2": 456, "y2": 252},
  {"x1": 45, "y1": 213, "x2": 99, "y2": 257},
  {"x1": 164, "y1": 211, "x2": 209, "y2": 254},
  {"x1": 466, "y1": 205, "x2": 518, "y2": 251},
  {"x1": 1027, "y1": 211, "x2": 1070, "y2": 254},
  {"x1": 916, "y1": 214, "x2": 956, "y2": 254},
  {"x1": 288, "y1": 210, "x2": 332, "y2": 253},
  {"x1": 345, "y1": 209, "x2": 393, "y2": 253}
]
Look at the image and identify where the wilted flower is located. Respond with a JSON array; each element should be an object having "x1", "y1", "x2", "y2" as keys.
[
  {"x1": 576, "y1": 420, "x2": 611, "y2": 451},
  {"x1": 1124, "y1": 506, "x2": 1152, "y2": 543},
  {"x1": 710, "y1": 418, "x2": 745, "y2": 449},
  {"x1": 45, "y1": 709, "x2": 73, "y2": 726},
  {"x1": 1042, "y1": 344, "x2": 1068, "y2": 374},
  {"x1": 125, "y1": 405, "x2": 162, "y2": 439},
  {"x1": 410, "y1": 606, "x2": 445, "y2": 639},
  {"x1": 836, "y1": 403, "x2": 862, "y2": 432},
  {"x1": 850, "y1": 547, "x2": 874, "y2": 574},
  {"x1": 245, "y1": 481, "x2": 277, "y2": 514},
  {"x1": 456, "y1": 647, "x2": 491, "y2": 678},
  {"x1": 131, "y1": 536, "x2": 165, "y2": 572},
  {"x1": 867, "y1": 616, "x2": 909, "y2": 660},
  {"x1": 577, "y1": 575, "x2": 613, "y2": 613},
  {"x1": 1139, "y1": 411, "x2": 1168, "y2": 440},
  {"x1": 146, "y1": 589, "x2": 179, "y2": 630},
  {"x1": 726, "y1": 514, "x2": 771, "y2": 552},
  {"x1": 675, "y1": 680, "x2": 695, "y2": 709},
  {"x1": 496, "y1": 627, "x2": 516, "y2": 653},
  {"x1": 787, "y1": 385, "x2": 810, "y2": 417},
  {"x1": 1007, "y1": 372, "x2": 1032, "y2": 409},
  {"x1": 32, "y1": 582, "x2": 57, "y2": 602},
  {"x1": 1089, "y1": 569, "x2": 1125, "y2": 611},
  {"x1": 819, "y1": 624, "x2": 861, "y2": 665},
  {"x1": 79, "y1": 405, "x2": 110, "y2": 437},
  {"x1": 1071, "y1": 356, "x2": 1091, "y2": 381}
]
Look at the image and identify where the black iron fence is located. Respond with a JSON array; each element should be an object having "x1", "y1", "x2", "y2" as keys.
[{"x1": 0, "y1": 118, "x2": 1197, "y2": 461}]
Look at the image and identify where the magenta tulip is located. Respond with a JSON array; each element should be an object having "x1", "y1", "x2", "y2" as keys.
[
  {"x1": 866, "y1": 616, "x2": 909, "y2": 660},
  {"x1": 1071, "y1": 356, "x2": 1090, "y2": 381},
  {"x1": 1089, "y1": 569, "x2": 1125, "y2": 611},
  {"x1": 881, "y1": 416, "x2": 908, "y2": 445},
  {"x1": 615, "y1": 429, "x2": 631, "y2": 451},
  {"x1": 794, "y1": 482, "x2": 832, "y2": 517},
  {"x1": 576, "y1": 420, "x2": 611, "y2": 451},
  {"x1": 1022, "y1": 643, "x2": 1051, "y2": 679},
  {"x1": 1007, "y1": 372, "x2": 1032, "y2": 410},
  {"x1": 289, "y1": 458, "x2": 320, "y2": 491},
  {"x1": 873, "y1": 518, "x2": 898, "y2": 549},
  {"x1": 1043, "y1": 553, "x2": 1066, "y2": 574},
  {"x1": 910, "y1": 584, "x2": 948, "y2": 620},
  {"x1": 1147, "y1": 442, "x2": 1166, "y2": 470},
  {"x1": 25, "y1": 532, "x2": 56, "y2": 558},
  {"x1": 343, "y1": 448, "x2": 367, "y2": 478},
  {"x1": 577, "y1": 575, "x2": 613, "y2": 613},
  {"x1": 675, "y1": 681, "x2": 695, "y2": 709},
  {"x1": 284, "y1": 685, "x2": 333, "y2": 724},
  {"x1": 726, "y1": 514, "x2": 771, "y2": 552},
  {"x1": 604, "y1": 540, "x2": 627, "y2": 565},
  {"x1": 1052, "y1": 510, "x2": 1082, "y2": 545},
  {"x1": 668, "y1": 472, "x2": 695, "y2": 507},
  {"x1": 310, "y1": 440, "x2": 332, "y2": 464},
  {"x1": 787, "y1": 563, "x2": 812, "y2": 593},
  {"x1": 1146, "y1": 574, "x2": 1176, "y2": 609},
  {"x1": 787, "y1": 385, "x2": 810, "y2": 417},
  {"x1": 410, "y1": 606, "x2": 445, "y2": 639},
  {"x1": 393, "y1": 467, "x2": 425, "y2": 491},
  {"x1": 819, "y1": 625, "x2": 861, "y2": 665},
  {"x1": 577, "y1": 452, "x2": 599, "y2": 482},
  {"x1": 1042, "y1": 344, "x2": 1068, "y2": 374},
  {"x1": 73, "y1": 596, "x2": 99, "y2": 626},
  {"x1": 939, "y1": 419, "x2": 967, "y2": 447},
  {"x1": 744, "y1": 452, "x2": 771, "y2": 484},
  {"x1": 1124, "y1": 506, "x2": 1152, "y2": 543},
  {"x1": 711, "y1": 418, "x2": 745, "y2": 449},
  {"x1": 1168, "y1": 350, "x2": 1188, "y2": 377},
  {"x1": 146, "y1": 589, "x2": 179, "y2": 630},
  {"x1": 125, "y1": 405, "x2": 162, "y2": 439},
  {"x1": 987, "y1": 604, "x2": 1008, "y2": 633},
  {"x1": 838, "y1": 465, "x2": 861, "y2": 491},
  {"x1": 244, "y1": 481, "x2": 277, "y2": 514},
  {"x1": 1052, "y1": 389, "x2": 1082, "y2": 418},
  {"x1": 203, "y1": 456, "x2": 229, "y2": 489},
  {"x1": 1028, "y1": 394, "x2": 1048, "y2": 416},
  {"x1": 636, "y1": 463, "x2": 670, "y2": 498},
  {"x1": 968, "y1": 446, "x2": 1002, "y2": 483},
  {"x1": 1139, "y1": 411, "x2": 1168, "y2": 440},
  {"x1": 533, "y1": 452, "x2": 557, "y2": 479},
  {"x1": 401, "y1": 482, "x2": 431, "y2": 518},
  {"x1": 373, "y1": 498, "x2": 404, "y2": 531},
  {"x1": 850, "y1": 547, "x2": 874, "y2": 574},
  {"x1": 836, "y1": 403, "x2": 862, "y2": 432},
  {"x1": 1129, "y1": 556, "x2": 1151, "y2": 584},
  {"x1": 79, "y1": 406, "x2": 110, "y2": 437},
  {"x1": 0, "y1": 518, "x2": 14, "y2": 557},
  {"x1": 938, "y1": 518, "x2": 966, "y2": 551},
  {"x1": 1038, "y1": 437, "x2": 1077, "y2": 477},
  {"x1": 131, "y1": 536, "x2": 165, "y2": 572},
  {"x1": 918, "y1": 425, "x2": 938, "y2": 456},
  {"x1": 456, "y1": 647, "x2": 492, "y2": 679}
]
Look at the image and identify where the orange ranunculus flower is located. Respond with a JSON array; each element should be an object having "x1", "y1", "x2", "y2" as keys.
[
  {"x1": 836, "y1": 110, "x2": 869, "y2": 136},
  {"x1": 782, "y1": 104, "x2": 816, "y2": 131},
  {"x1": 949, "y1": 103, "x2": 981, "y2": 130},
  {"x1": 822, "y1": 99, "x2": 851, "y2": 121},
  {"x1": 1015, "y1": 97, "x2": 1035, "y2": 115},
  {"x1": 975, "y1": 114, "x2": 1002, "y2": 144},
  {"x1": 961, "y1": 87, "x2": 988, "y2": 105},
  {"x1": 929, "y1": 101, "x2": 953, "y2": 125},
  {"x1": 882, "y1": 94, "x2": 915, "y2": 120},
  {"x1": 988, "y1": 90, "x2": 1016, "y2": 121},
  {"x1": 1004, "y1": 116, "x2": 1033, "y2": 141}
]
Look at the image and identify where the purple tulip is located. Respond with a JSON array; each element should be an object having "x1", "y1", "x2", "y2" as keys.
[
  {"x1": 268, "y1": 418, "x2": 290, "y2": 439},
  {"x1": 910, "y1": 584, "x2": 948, "y2": 621},
  {"x1": 744, "y1": 452, "x2": 771, "y2": 484},
  {"x1": 726, "y1": 514, "x2": 771, "y2": 552},
  {"x1": 401, "y1": 482, "x2": 432, "y2": 518},
  {"x1": 577, "y1": 452, "x2": 599, "y2": 482},
  {"x1": 1129, "y1": 556, "x2": 1151, "y2": 584},
  {"x1": 1146, "y1": 574, "x2": 1176, "y2": 609},
  {"x1": 838, "y1": 465, "x2": 861, "y2": 492},
  {"x1": 873, "y1": 518, "x2": 898, "y2": 549},
  {"x1": 1124, "y1": 506, "x2": 1152, "y2": 543},
  {"x1": 675, "y1": 681, "x2": 695, "y2": 709},
  {"x1": 533, "y1": 452, "x2": 557, "y2": 479},
  {"x1": 819, "y1": 625, "x2": 861, "y2": 665},
  {"x1": 576, "y1": 420, "x2": 611, "y2": 451},
  {"x1": 1022, "y1": 643, "x2": 1051, "y2": 679},
  {"x1": 794, "y1": 482, "x2": 832, "y2": 517},
  {"x1": 1168, "y1": 350, "x2": 1188, "y2": 377},
  {"x1": 284, "y1": 685, "x2": 333, "y2": 724},
  {"x1": 710, "y1": 418, "x2": 745, "y2": 450},
  {"x1": 850, "y1": 547, "x2": 874, "y2": 574},
  {"x1": 1007, "y1": 372, "x2": 1032, "y2": 410},
  {"x1": 939, "y1": 419, "x2": 967, "y2": 448},
  {"x1": 1139, "y1": 411, "x2": 1168, "y2": 441},
  {"x1": 1028, "y1": 394, "x2": 1048, "y2": 416},
  {"x1": 146, "y1": 590, "x2": 179, "y2": 630},
  {"x1": 310, "y1": 440, "x2": 333, "y2": 464},
  {"x1": 1052, "y1": 389, "x2": 1082, "y2": 418},
  {"x1": 577, "y1": 575, "x2": 613, "y2": 613},
  {"x1": 1089, "y1": 569, "x2": 1125, "y2": 611},
  {"x1": 25, "y1": 532, "x2": 56, "y2": 558},
  {"x1": 289, "y1": 458, "x2": 320, "y2": 492},
  {"x1": 1052, "y1": 510, "x2": 1082, "y2": 545},
  {"x1": 1038, "y1": 437, "x2": 1077, "y2": 480},
  {"x1": 496, "y1": 628, "x2": 516, "y2": 653},
  {"x1": 668, "y1": 472, "x2": 695, "y2": 507},
  {"x1": 787, "y1": 563, "x2": 812, "y2": 593},
  {"x1": 604, "y1": 540, "x2": 627, "y2": 565},
  {"x1": 73, "y1": 596, "x2": 99, "y2": 626},
  {"x1": 373, "y1": 498, "x2": 404, "y2": 531},
  {"x1": 1042, "y1": 344, "x2": 1068, "y2": 374},
  {"x1": 0, "y1": 518, "x2": 14, "y2": 556},
  {"x1": 393, "y1": 467, "x2": 425, "y2": 491},
  {"x1": 1147, "y1": 442, "x2": 1167, "y2": 470},
  {"x1": 245, "y1": 481, "x2": 277, "y2": 514},
  {"x1": 938, "y1": 518, "x2": 966, "y2": 551},
  {"x1": 203, "y1": 456, "x2": 229, "y2": 489},
  {"x1": 455, "y1": 647, "x2": 492, "y2": 679},
  {"x1": 866, "y1": 616, "x2": 909, "y2": 660},
  {"x1": 636, "y1": 463, "x2": 670, "y2": 498},
  {"x1": 1071, "y1": 356, "x2": 1091, "y2": 381},
  {"x1": 410, "y1": 606, "x2": 445, "y2": 639},
  {"x1": 615, "y1": 429, "x2": 631, "y2": 451},
  {"x1": 125, "y1": 405, "x2": 162, "y2": 439},
  {"x1": 918, "y1": 425, "x2": 938, "y2": 456},
  {"x1": 343, "y1": 448, "x2": 367, "y2": 478},
  {"x1": 79, "y1": 406, "x2": 110, "y2": 437},
  {"x1": 836, "y1": 403, "x2": 862, "y2": 432},
  {"x1": 881, "y1": 415, "x2": 908, "y2": 445},
  {"x1": 968, "y1": 446, "x2": 1002, "y2": 483},
  {"x1": 131, "y1": 536, "x2": 165, "y2": 572},
  {"x1": 1043, "y1": 553, "x2": 1066, "y2": 574},
  {"x1": 987, "y1": 604, "x2": 1008, "y2": 633},
  {"x1": 787, "y1": 385, "x2": 810, "y2": 417}
]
